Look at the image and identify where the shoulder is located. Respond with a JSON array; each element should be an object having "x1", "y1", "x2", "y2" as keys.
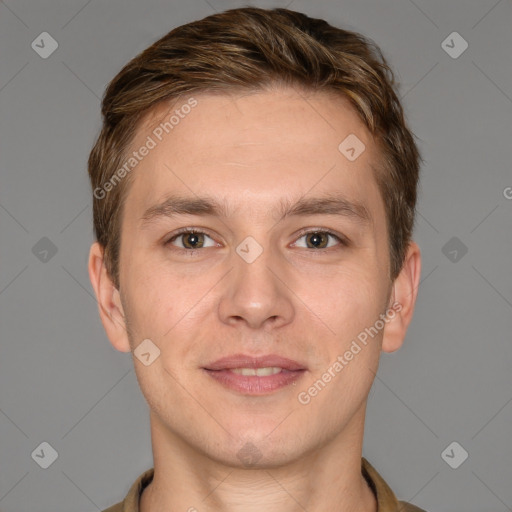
[
  {"x1": 397, "y1": 500, "x2": 428, "y2": 512},
  {"x1": 99, "y1": 467, "x2": 154, "y2": 512},
  {"x1": 100, "y1": 503, "x2": 123, "y2": 512}
]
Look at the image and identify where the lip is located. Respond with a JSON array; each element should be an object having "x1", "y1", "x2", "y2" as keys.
[
  {"x1": 204, "y1": 354, "x2": 307, "y2": 371},
  {"x1": 203, "y1": 354, "x2": 307, "y2": 396}
]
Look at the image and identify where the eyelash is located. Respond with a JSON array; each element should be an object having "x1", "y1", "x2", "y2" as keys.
[{"x1": 164, "y1": 227, "x2": 348, "y2": 254}]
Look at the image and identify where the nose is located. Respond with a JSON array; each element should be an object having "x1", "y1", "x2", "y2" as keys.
[{"x1": 217, "y1": 244, "x2": 295, "y2": 330}]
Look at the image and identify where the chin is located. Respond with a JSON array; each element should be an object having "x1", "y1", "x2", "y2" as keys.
[
  {"x1": 211, "y1": 430, "x2": 306, "y2": 469},
  {"x1": 210, "y1": 442, "x2": 301, "y2": 470}
]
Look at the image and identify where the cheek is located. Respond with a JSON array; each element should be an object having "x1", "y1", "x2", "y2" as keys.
[
  {"x1": 304, "y1": 274, "x2": 385, "y2": 400},
  {"x1": 121, "y1": 256, "x2": 210, "y2": 357},
  {"x1": 120, "y1": 257, "x2": 174, "y2": 341},
  {"x1": 299, "y1": 264, "x2": 386, "y2": 337}
]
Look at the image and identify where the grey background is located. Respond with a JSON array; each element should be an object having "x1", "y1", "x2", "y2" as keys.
[{"x1": 0, "y1": 0, "x2": 511, "y2": 511}]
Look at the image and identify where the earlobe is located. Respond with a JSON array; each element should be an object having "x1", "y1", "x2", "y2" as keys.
[
  {"x1": 88, "y1": 242, "x2": 131, "y2": 353},
  {"x1": 381, "y1": 241, "x2": 422, "y2": 353}
]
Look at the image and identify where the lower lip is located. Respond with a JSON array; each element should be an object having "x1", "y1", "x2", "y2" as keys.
[{"x1": 203, "y1": 368, "x2": 306, "y2": 395}]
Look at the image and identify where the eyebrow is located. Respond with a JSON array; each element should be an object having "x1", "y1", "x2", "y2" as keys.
[{"x1": 140, "y1": 193, "x2": 372, "y2": 228}]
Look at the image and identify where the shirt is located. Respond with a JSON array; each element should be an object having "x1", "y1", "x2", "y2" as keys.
[{"x1": 102, "y1": 457, "x2": 426, "y2": 512}]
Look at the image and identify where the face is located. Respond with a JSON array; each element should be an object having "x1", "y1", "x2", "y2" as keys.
[{"x1": 101, "y1": 87, "x2": 401, "y2": 467}]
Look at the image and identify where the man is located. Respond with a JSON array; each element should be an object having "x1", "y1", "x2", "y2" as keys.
[{"x1": 88, "y1": 7, "x2": 424, "y2": 512}]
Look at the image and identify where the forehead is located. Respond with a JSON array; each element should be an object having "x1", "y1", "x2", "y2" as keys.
[{"x1": 124, "y1": 87, "x2": 384, "y2": 222}]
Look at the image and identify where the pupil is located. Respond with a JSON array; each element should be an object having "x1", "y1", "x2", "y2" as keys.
[
  {"x1": 308, "y1": 232, "x2": 326, "y2": 248},
  {"x1": 186, "y1": 233, "x2": 202, "y2": 248}
]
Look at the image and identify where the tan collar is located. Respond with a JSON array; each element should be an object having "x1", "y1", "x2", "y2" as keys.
[
  {"x1": 362, "y1": 457, "x2": 400, "y2": 511},
  {"x1": 112, "y1": 457, "x2": 419, "y2": 512}
]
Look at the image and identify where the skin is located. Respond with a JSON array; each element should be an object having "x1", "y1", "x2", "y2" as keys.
[{"x1": 89, "y1": 86, "x2": 421, "y2": 512}]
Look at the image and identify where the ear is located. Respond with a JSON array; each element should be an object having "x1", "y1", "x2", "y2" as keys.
[
  {"x1": 381, "y1": 241, "x2": 422, "y2": 353},
  {"x1": 88, "y1": 242, "x2": 131, "y2": 353}
]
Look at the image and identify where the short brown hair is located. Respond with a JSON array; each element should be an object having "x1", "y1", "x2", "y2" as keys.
[{"x1": 88, "y1": 7, "x2": 421, "y2": 289}]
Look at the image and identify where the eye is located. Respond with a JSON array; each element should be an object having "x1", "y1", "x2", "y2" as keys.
[
  {"x1": 164, "y1": 228, "x2": 348, "y2": 253},
  {"x1": 166, "y1": 229, "x2": 217, "y2": 250},
  {"x1": 292, "y1": 230, "x2": 346, "y2": 250}
]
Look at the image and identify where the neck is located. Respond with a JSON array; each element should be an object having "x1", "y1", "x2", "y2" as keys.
[{"x1": 141, "y1": 406, "x2": 376, "y2": 512}]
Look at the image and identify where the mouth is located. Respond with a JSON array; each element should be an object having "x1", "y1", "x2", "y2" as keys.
[
  {"x1": 203, "y1": 354, "x2": 307, "y2": 395},
  {"x1": 204, "y1": 353, "x2": 307, "y2": 371}
]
